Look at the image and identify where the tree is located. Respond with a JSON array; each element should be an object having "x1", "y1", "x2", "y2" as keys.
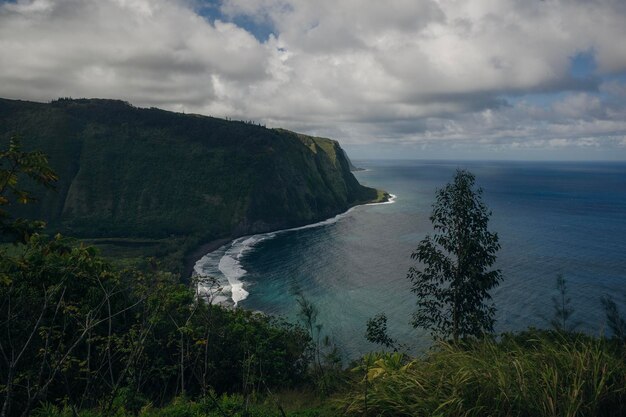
[
  {"x1": 548, "y1": 274, "x2": 579, "y2": 332},
  {"x1": 407, "y1": 170, "x2": 501, "y2": 342},
  {"x1": 601, "y1": 294, "x2": 626, "y2": 342},
  {"x1": 0, "y1": 137, "x2": 58, "y2": 243},
  {"x1": 365, "y1": 313, "x2": 396, "y2": 351}
]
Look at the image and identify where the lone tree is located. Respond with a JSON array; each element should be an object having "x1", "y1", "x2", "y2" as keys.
[{"x1": 407, "y1": 170, "x2": 501, "y2": 342}]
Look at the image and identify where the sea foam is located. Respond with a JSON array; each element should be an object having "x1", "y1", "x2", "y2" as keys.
[{"x1": 367, "y1": 193, "x2": 397, "y2": 206}]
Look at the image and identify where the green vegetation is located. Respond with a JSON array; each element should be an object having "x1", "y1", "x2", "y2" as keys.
[
  {"x1": 351, "y1": 171, "x2": 626, "y2": 416},
  {"x1": 341, "y1": 331, "x2": 626, "y2": 417},
  {"x1": 548, "y1": 274, "x2": 579, "y2": 332},
  {"x1": 0, "y1": 237, "x2": 318, "y2": 415},
  {"x1": 407, "y1": 169, "x2": 502, "y2": 341},
  {"x1": 365, "y1": 313, "x2": 397, "y2": 351},
  {"x1": 602, "y1": 295, "x2": 626, "y2": 343},
  {"x1": 2, "y1": 129, "x2": 625, "y2": 416},
  {"x1": 0, "y1": 98, "x2": 381, "y2": 273},
  {"x1": 295, "y1": 293, "x2": 343, "y2": 396},
  {"x1": 33, "y1": 394, "x2": 337, "y2": 417},
  {"x1": 0, "y1": 138, "x2": 57, "y2": 243},
  {"x1": 0, "y1": 139, "x2": 317, "y2": 416},
  {"x1": 0, "y1": 234, "x2": 313, "y2": 416}
]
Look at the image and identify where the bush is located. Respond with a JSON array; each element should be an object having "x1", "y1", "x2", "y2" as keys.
[{"x1": 0, "y1": 234, "x2": 312, "y2": 416}]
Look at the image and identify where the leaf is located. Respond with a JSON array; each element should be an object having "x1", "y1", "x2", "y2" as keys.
[{"x1": 0, "y1": 273, "x2": 12, "y2": 286}]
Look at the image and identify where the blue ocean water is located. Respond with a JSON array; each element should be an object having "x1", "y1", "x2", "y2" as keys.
[{"x1": 196, "y1": 160, "x2": 626, "y2": 360}]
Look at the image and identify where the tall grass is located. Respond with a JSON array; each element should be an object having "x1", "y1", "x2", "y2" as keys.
[{"x1": 341, "y1": 331, "x2": 626, "y2": 417}]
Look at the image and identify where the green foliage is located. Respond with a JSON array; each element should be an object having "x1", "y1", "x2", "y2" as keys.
[
  {"x1": 0, "y1": 129, "x2": 318, "y2": 416},
  {"x1": 295, "y1": 293, "x2": 343, "y2": 395},
  {"x1": 342, "y1": 330, "x2": 626, "y2": 417},
  {"x1": 0, "y1": 234, "x2": 312, "y2": 416},
  {"x1": 365, "y1": 313, "x2": 396, "y2": 351},
  {"x1": 8, "y1": 114, "x2": 626, "y2": 417},
  {"x1": 601, "y1": 295, "x2": 626, "y2": 342},
  {"x1": 549, "y1": 274, "x2": 579, "y2": 332},
  {"x1": 407, "y1": 169, "x2": 502, "y2": 342},
  {"x1": 0, "y1": 137, "x2": 57, "y2": 243},
  {"x1": 33, "y1": 394, "x2": 338, "y2": 417},
  {"x1": 351, "y1": 352, "x2": 408, "y2": 382},
  {"x1": 0, "y1": 98, "x2": 379, "y2": 271}
]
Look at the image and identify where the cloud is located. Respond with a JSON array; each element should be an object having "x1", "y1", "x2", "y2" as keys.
[
  {"x1": 553, "y1": 94, "x2": 603, "y2": 120},
  {"x1": 0, "y1": 0, "x2": 270, "y2": 108},
  {"x1": 1, "y1": 0, "x2": 626, "y2": 158}
]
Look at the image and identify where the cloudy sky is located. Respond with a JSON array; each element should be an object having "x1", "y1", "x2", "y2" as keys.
[{"x1": 1, "y1": 0, "x2": 626, "y2": 159}]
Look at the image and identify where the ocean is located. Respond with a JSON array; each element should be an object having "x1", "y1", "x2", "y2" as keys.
[{"x1": 195, "y1": 160, "x2": 626, "y2": 360}]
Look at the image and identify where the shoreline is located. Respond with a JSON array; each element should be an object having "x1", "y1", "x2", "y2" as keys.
[
  {"x1": 185, "y1": 189, "x2": 393, "y2": 286},
  {"x1": 183, "y1": 190, "x2": 396, "y2": 282},
  {"x1": 183, "y1": 237, "x2": 232, "y2": 280}
]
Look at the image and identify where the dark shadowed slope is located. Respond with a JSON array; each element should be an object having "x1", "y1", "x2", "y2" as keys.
[{"x1": 0, "y1": 98, "x2": 384, "y2": 270}]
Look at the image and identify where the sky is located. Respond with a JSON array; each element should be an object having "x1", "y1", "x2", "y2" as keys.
[{"x1": 1, "y1": 0, "x2": 626, "y2": 160}]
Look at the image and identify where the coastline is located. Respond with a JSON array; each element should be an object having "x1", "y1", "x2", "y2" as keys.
[
  {"x1": 183, "y1": 237, "x2": 232, "y2": 280},
  {"x1": 185, "y1": 191, "x2": 391, "y2": 280},
  {"x1": 185, "y1": 190, "x2": 391, "y2": 278},
  {"x1": 187, "y1": 189, "x2": 394, "y2": 305}
]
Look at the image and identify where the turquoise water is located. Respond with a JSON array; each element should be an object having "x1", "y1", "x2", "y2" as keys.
[{"x1": 196, "y1": 160, "x2": 626, "y2": 360}]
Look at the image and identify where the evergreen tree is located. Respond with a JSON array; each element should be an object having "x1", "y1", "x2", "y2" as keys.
[
  {"x1": 407, "y1": 170, "x2": 501, "y2": 342},
  {"x1": 549, "y1": 274, "x2": 578, "y2": 332}
]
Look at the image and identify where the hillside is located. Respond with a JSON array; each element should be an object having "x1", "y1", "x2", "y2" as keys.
[{"x1": 0, "y1": 98, "x2": 385, "y2": 271}]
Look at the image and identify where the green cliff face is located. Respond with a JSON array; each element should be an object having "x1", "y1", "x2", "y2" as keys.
[{"x1": 0, "y1": 98, "x2": 380, "y2": 243}]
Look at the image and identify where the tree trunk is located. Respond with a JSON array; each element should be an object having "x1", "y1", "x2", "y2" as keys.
[
  {"x1": 180, "y1": 332, "x2": 185, "y2": 396},
  {"x1": 0, "y1": 366, "x2": 15, "y2": 417}
]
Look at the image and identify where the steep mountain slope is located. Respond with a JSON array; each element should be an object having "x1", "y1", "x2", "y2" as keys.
[{"x1": 0, "y1": 98, "x2": 383, "y2": 246}]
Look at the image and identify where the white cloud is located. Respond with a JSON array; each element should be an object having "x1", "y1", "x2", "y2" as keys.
[
  {"x1": 553, "y1": 94, "x2": 603, "y2": 120},
  {"x1": 1, "y1": 0, "x2": 626, "y2": 158},
  {"x1": 0, "y1": 0, "x2": 271, "y2": 108}
]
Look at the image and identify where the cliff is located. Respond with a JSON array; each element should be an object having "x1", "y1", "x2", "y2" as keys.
[{"x1": 0, "y1": 98, "x2": 383, "y2": 247}]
